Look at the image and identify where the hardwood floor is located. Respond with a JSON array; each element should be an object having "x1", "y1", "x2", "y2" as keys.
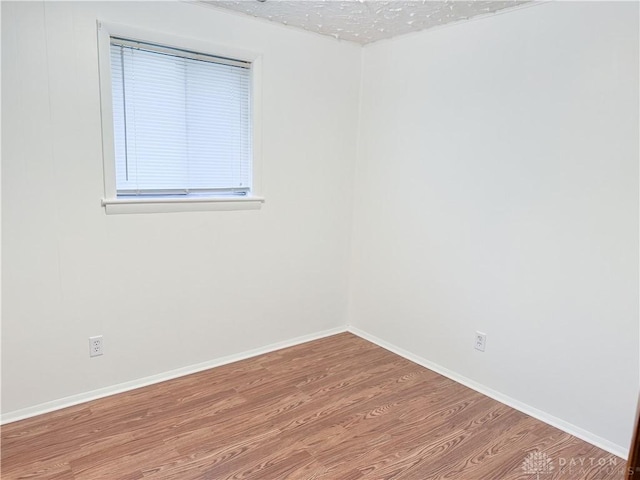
[{"x1": 1, "y1": 333, "x2": 625, "y2": 479}]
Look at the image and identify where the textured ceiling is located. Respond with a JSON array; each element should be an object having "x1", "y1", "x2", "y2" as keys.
[{"x1": 204, "y1": 1, "x2": 529, "y2": 45}]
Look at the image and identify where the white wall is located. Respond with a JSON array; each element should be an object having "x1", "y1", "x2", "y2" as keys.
[
  {"x1": 1, "y1": 1, "x2": 361, "y2": 414},
  {"x1": 349, "y1": 1, "x2": 639, "y2": 453}
]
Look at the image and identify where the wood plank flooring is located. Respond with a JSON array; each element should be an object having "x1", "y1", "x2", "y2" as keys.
[{"x1": 1, "y1": 333, "x2": 625, "y2": 479}]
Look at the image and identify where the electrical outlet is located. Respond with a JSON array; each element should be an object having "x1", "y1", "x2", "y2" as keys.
[
  {"x1": 89, "y1": 335, "x2": 103, "y2": 357},
  {"x1": 474, "y1": 332, "x2": 487, "y2": 352}
]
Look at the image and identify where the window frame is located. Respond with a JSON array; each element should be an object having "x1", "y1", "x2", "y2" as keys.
[{"x1": 97, "y1": 21, "x2": 264, "y2": 214}]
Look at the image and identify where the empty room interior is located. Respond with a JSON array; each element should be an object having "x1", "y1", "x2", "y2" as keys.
[{"x1": 2, "y1": 0, "x2": 639, "y2": 478}]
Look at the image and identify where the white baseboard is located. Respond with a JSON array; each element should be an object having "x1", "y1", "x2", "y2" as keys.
[
  {"x1": 2, "y1": 324, "x2": 629, "y2": 461},
  {"x1": 0, "y1": 326, "x2": 347, "y2": 425},
  {"x1": 347, "y1": 325, "x2": 629, "y2": 460}
]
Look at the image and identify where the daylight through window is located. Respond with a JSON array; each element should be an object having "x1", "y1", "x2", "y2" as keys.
[{"x1": 110, "y1": 38, "x2": 252, "y2": 198}]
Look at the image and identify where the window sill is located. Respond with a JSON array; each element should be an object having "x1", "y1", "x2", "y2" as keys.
[{"x1": 101, "y1": 196, "x2": 265, "y2": 215}]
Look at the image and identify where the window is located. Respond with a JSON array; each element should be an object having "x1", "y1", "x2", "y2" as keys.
[
  {"x1": 98, "y1": 23, "x2": 263, "y2": 214},
  {"x1": 111, "y1": 39, "x2": 252, "y2": 197}
]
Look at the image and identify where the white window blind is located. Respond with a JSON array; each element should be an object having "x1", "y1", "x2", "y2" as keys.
[{"x1": 110, "y1": 38, "x2": 252, "y2": 197}]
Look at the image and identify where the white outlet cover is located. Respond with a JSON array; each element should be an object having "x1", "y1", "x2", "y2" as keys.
[{"x1": 89, "y1": 335, "x2": 103, "y2": 357}]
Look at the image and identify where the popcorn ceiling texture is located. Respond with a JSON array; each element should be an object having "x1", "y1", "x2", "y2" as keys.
[{"x1": 205, "y1": 1, "x2": 529, "y2": 44}]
